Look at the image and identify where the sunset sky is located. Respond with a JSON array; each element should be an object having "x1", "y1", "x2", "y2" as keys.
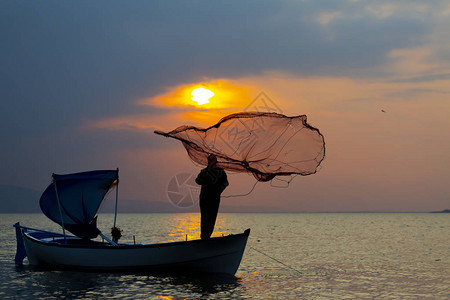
[{"x1": 1, "y1": 1, "x2": 449, "y2": 212}]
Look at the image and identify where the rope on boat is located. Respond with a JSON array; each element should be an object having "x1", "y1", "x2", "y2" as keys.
[{"x1": 249, "y1": 246, "x2": 303, "y2": 276}]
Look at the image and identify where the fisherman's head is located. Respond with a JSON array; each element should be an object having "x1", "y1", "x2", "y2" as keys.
[{"x1": 207, "y1": 154, "x2": 217, "y2": 166}]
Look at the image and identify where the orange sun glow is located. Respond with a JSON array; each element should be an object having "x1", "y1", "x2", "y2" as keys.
[{"x1": 135, "y1": 80, "x2": 257, "y2": 124}]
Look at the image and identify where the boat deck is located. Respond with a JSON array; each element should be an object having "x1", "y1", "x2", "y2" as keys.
[{"x1": 27, "y1": 231, "x2": 112, "y2": 246}]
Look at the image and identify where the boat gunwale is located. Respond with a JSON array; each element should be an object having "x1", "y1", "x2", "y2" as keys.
[{"x1": 22, "y1": 228, "x2": 250, "y2": 250}]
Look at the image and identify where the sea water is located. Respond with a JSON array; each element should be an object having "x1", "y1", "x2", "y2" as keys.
[{"x1": 0, "y1": 213, "x2": 448, "y2": 299}]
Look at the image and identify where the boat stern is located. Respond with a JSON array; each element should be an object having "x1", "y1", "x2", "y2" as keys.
[{"x1": 13, "y1": 222, "x2": 27, "y2": 266}]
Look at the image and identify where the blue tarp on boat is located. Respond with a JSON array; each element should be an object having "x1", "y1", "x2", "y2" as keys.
[{"x1": 40, "y1": 170, "x2": 118, "y2": 239}]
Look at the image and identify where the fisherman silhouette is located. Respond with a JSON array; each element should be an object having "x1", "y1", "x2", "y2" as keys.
[{"x1": 195, "y1": 154, "x2": 228, "y2": 239}]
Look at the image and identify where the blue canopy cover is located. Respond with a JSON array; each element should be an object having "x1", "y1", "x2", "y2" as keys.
[{"x1": 40, "y1": 170, "x2": 118, "y2": 239}]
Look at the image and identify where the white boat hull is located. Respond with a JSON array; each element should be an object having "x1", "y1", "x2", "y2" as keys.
[{"x1": 19, "y1": 228, "x2": 250, "y2": 276}]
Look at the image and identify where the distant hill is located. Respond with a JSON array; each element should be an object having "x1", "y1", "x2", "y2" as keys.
[
  {"x1": 2, "y1": 185, "x2": 445, "y2": 214},
  {"x1": 101, "y1": 199, "x2": 198, "y2": 213},
  {"x1": 0, "y1": 186, "x2": 185, "y2": 214},
  {"x1": 431, "y1": 209, "x2": 450, "y2": 213},
  {"x1": 0, "y1": 185, "x2": 274, "y2": 213},
  {"x1": 0, "y1": 185, "x2": 41, "y2": 213}
]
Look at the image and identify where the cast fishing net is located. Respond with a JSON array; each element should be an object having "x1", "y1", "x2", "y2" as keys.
[{"x1": 154, "y1": 112, "x2": 325, "y2": 182}]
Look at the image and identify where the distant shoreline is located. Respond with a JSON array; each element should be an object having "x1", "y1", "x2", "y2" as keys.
[
  {"x1": 1, "y1": 211, "x2": 449, "y2": 214},
  {"x1": 431, "y1": 209, "x2": 450, "y2": 213}
]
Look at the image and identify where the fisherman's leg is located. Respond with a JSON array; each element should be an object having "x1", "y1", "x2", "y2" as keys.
[
  {"x1": 201, "y1": 207, "x2": 214, "y2": 239},
  {"x1": 209, "y1": 198, "x2": 220, "y2": 230},
  {"x1": 203, "y1": 198, "x2": 220, "y2": 239},
  {"x1": 200, "y1": 198, "x2": 220, "y2": 239},
  {"x1": 200, "y1": 197, "x2": 209, "y2": 239},
  {"x1": 200, "y1": 197, "x2": 215, "y2": 239},
  {"x1": 200, "y1": 211, "x2": 211, "y2": 239}
]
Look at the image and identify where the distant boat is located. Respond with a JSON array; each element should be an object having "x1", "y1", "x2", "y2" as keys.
[{"x1": 14, "y1": 170, "x2": 249, "y2": 276}]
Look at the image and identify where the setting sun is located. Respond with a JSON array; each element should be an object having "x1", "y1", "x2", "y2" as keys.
[
  {"x1": 191, "y1": 87, "x2": 214, "y2": 105},
  {"x1": 137, "y1": 79, "x2": 256, "y2": 124}
]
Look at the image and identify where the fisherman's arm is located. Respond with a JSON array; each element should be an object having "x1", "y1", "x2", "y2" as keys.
[{"x1": 196, "y1": 170, "x2": 205, "y2": 185}]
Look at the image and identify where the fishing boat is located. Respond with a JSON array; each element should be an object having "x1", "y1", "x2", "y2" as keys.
[{"x1": 14, "y1": 170, "x2": 250, "y2": 275}]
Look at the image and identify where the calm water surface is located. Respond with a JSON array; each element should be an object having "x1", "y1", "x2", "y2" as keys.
[{"x1": 0, "y1": 213, "x2": 448, "y2": 299}]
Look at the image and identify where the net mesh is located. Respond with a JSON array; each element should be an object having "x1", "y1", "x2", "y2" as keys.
[{"x1": 155, "y1": 112, "x2": 325, "y2": 182}]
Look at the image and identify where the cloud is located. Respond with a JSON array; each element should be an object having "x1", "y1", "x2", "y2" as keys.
[
  {"x1": 386, "y1": 88, "x2": 450, "y2": 100},
  {"x1": 1, "y1": 1, "x2": 450, "y2": 210},
  {"x1": 393, "y1": 73, "x2": 450, "y2": 83}
]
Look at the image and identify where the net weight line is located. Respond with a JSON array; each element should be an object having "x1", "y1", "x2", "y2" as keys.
[
  {"x1": 221, "y1": 180, "x2": 259, "y2": 198},
  {"x1": 221, "y1": 174, "x2": 295, "y2": 199}
]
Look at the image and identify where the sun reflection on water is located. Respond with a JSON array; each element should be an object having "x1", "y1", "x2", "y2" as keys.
[{"x1": 166, "y1": 213, "x2": 230, "y2": 242}]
